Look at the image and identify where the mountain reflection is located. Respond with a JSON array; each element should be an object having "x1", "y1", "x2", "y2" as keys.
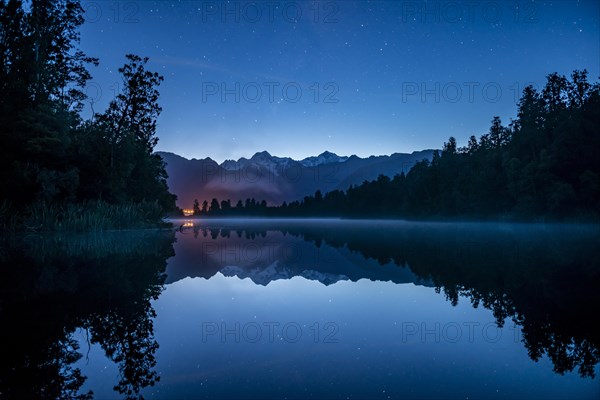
[
  {"x1": 0, "y1": 231, "x2": 175, "y2": 399},
  {"x1": 170, "y1": 219, "x2": 600, "y2": 379}
]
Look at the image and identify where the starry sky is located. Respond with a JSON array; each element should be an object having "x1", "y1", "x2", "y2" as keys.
[{"x1": 79, "y1": 0, "x2": 599, "y2": 163}]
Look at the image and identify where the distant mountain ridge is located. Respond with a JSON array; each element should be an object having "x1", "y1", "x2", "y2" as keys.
[{"x1": 157, "y1": 149, "x2": 435, "y2": 207}]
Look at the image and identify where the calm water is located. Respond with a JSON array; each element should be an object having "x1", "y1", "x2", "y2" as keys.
[{"x1": 1, "y1": 220, "x2": 599, "y2": 399}]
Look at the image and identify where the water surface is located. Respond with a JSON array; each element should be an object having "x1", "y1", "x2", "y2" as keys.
[{"x1": 1, "y1": 220, "x2": 598, "y2": 398}]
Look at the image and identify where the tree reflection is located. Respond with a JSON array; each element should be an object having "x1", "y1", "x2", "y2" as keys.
[
  {"x1": 0, "y1": 231, "x2": 175, "y2": 399},
  {"x1": 193, "y1": 222, "x2": 600, "y2": 378},
  {"x1": 87, "y1": 308, "x2": 160, "y2": 398},
  {"x1": 314, "y1": 223, "x2": 600, "y2": 378}
]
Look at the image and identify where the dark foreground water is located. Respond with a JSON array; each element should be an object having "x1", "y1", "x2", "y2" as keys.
[{"x1": 1, "y1": 219, "x2": 599, "y2": 399}]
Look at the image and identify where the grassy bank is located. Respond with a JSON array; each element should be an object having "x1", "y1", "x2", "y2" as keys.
[{"x1": 0, "y1": 200, "x2": 173, "y2": 232}]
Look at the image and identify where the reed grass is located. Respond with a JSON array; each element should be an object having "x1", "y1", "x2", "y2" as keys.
[{"x1": 1, "y1": 200, "x2": 172, "y2": 232}]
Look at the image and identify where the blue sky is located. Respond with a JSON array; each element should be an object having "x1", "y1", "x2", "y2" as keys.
[{"x1": 79, "y1": 0, "x2": 599, "y2": 162}]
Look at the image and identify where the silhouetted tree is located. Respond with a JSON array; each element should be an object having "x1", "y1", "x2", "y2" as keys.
[
  {"x1": 221, "y1": 199, "x2": 231, "y2": 211},
  {"x1": 209, "y1": 198, "x2": 220, "y2": 213},
  {"x1": 0, "y1": 1, "x2": 176, "y2": 227}
]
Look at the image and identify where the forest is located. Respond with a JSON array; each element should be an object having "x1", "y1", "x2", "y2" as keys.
[
  {"x1": 196, "y1": 70, "x2": 600, "y2": 221},
  {"x1": 0, "y1": 0, "x2": 176, "y2": 231}
]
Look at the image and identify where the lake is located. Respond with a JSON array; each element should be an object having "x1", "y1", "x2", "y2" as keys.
[{"x1": 1, "y1": 219, "x2": 599, "y2": 399}]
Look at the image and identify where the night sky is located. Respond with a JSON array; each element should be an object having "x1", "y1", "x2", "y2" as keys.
[{"x1": 79, "y1": 1, "x2": 599, "y2": 162}]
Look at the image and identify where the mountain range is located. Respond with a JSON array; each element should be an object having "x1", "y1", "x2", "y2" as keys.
[{"x1": 157, "y1": 149, "x2": 435, "y2": 207}]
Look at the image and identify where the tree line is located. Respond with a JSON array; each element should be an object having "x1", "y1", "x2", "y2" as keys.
[
  {"x1": 198, "y1": 70, "x2": 599, "y2": 221},
  {"x1": 0, "y1": 0, "x2": 176, "y2": 229},
  {"x1": 191, "y1": 197, "x2": 268, "y2": 216}
]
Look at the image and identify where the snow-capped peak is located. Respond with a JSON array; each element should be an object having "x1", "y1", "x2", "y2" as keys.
[
  {"x1": 219, "y1": 150, "x2": 349, "y2": 172},
  {"x1": 220, "y1": 152, "x2": 296, "y2": 175},
  {"x1": 299, "y1": 151, "x2": 349, "y2": 167}
]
